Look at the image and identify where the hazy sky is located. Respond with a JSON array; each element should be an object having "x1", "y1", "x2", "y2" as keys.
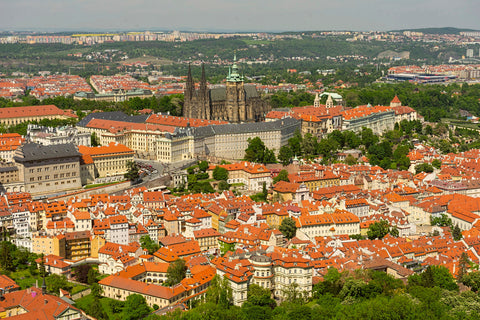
[{"x1": 1, "y1": 0, "x2": 479, "y2": 32}]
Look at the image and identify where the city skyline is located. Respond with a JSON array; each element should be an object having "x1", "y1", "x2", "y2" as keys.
[{"x1": 1, "y1": 0, "x2": 479, "y2": 33}]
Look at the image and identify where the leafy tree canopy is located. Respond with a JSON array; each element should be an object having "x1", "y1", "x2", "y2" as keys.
[{"x1": 279, "y1": 217, "x2": 297, "y2": 240}]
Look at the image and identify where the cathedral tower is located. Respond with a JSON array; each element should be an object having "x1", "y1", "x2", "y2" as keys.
[
  {"x1": 200, "y1": 64, "x2": 210, "y2": 120},
  {"x1": 225, "y1": 53, "x2": 246, "y2": 123}
]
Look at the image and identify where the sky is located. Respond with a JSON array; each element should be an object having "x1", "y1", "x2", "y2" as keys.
[{"x1": 1, "y1": 0, "x2": 479, "y2": 32}]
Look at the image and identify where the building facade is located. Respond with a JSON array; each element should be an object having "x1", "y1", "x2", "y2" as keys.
[
  {"x1": 193, "y1": 118, "x2": 301, "y2": 160},
  {"x1": 78, "y1": 142, "x2": 135, "y2": 179},
  {"x1": 0, "y1": 105, "x2": 76, "y2": 127},
  {"x1": 341, "y1": 104, "x2": 396, "y2": 135},
  {"x1": 183, "y1": 57, "x2": 271, "y2": 123},
  {"x1": 13, "y1": 143, "x2": 82, "y2": 197},
  {"x1": 27, "y1": 124, "x2": 91, "y2": 146}
]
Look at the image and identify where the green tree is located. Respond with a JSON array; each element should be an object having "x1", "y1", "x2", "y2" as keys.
[
  {"x1": 198, "y1": 160, "x2": 209, "y2": 172},
  {"x1": 91, "y1": 132, "x2": 100, "y2": 147},
  {"x1": 345, "y1": 154, "x2": 357, "y2": 165},
  {"x1": 166, "y1": 259, "x2": 187, "y2": 286},
  {"x1": 361, "y1": 127, "x2": 379, "y2": 149},
  {"x1": 0, "y1": 241, "x2": 13, "y2": 272},
  {"x1": 462, "y1": 271, "x2": 480, "y2": 292},
  {"x1": 288, "y1": 130, "x2": 303, "y2": 156},
  {"x1": 264, "y1": 148, "x2": 277, "y2": 164},
  {"x1": 282, "y1": 282, "x2": 308, "y2": 304},
  {"x1": 415, "y1": 162, "x2": 434, "y2": 174},
  {"x1": 218, "y1": 180, "x2": 230, "y2": 191},
  {"x1": 343, "y1": 130, "x2": 361, "y2": 149},
  {"x1": 408, "y1": 265, "x2": 458, "y2": 291},
  {"x1": 278, "y1": 145, "x2": 293, "y2": 166},
  {"x1": 457, "y1": 252, "x2": 470, "y2": 282},
  {"x1": 247, "y1": 284, "x2": 276, "y2": 308},
  {"x1": 74, "y1": 264, "x2": 91, "y2": 284},
  {"x1": 313, "y1": 267, "x2": 346, "y2": 297},
  {"x1": 213, "y1": 166, "x2": 229, "y2": 181},
  {"x1": 339, "y1": 278, "x2": 368, "y2": 300},
  {"x1": 122, "y1": 294, "x2": 151, "y2": 320},
  {"x1": 46, "y1": 274, "x2": 72, "y2": 294},
  {"x1": 390, "y1": 226, "x2": 399, "y2": 237},
  {"x1": 91, "y1": 282, "x2": 103, "y2": 298},
  {"x1": 367, "y1": 220, "x2": 391, "y2": 240},
  {"x1": 245, "y1": 137, "x2": 266, "y2": 163},
  {"x1": 432, "y1": 159, "x2": 442, "y2": 169},
  {"x1": 124, "y1": 161, "x2": 140, "y2": 181},
  {"x1": 424, "y1": 125, "x2": 433, "y2": 135},
  {"x1": 279, "y1": 217, "x2": 297, "y2": 240},
  {"x1": 329, "y1": 130, "x2": 345, "y2": 149},
  {"x1": 262, "y1": 181, "x2": 268, "y2": 200},
  {"x1": 273, "y1": 170, "x2": 289, "y2": 184},
  {"x1": 219, "y1": 241, "x2": 235, "y2": 256},
  {"x1": 452, "y1": 224, "x2": 463, "y2": 241},
  {"x1": 90, "y1": 296, "x2": 107, "y2": 320},
  {"x1": 301, "y1": 133, "x2": 318, "y2": 158},
  {"x1": 245, "y1": 137, "x2": 276, "y2": 164},
  {"x1": 206, "y1": 275, "x2": 233, "y2": 308},
  {"x1": 87, "y1": 267, "x2": 98, "y2": 285},
  {"x1": 431, "y1": 214, "x2": 452, "y2": 227},
  {"x1": 140, "y1": 235, "x2": 160, "y2": 255}
]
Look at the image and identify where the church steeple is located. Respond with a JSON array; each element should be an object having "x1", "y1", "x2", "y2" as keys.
[
  {"x1": 326, "y1": 94, "x2": 334, "y2": 109},
  {"x1": 200, "y1": 63, "x2": 207, "y2": 93},
  {"x1": 185, "y1": 64, "x2": 195, "y2": 100},
  {"x1": 314, "y1": 93, "x2": 320, "y2": 108},
  {"x1": 226, "y1": 52, "x2": 244, "y2": 82}
]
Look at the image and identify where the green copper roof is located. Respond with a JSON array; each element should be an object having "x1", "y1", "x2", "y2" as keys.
[{"x1": 226, "y1": 52, "x2": 244, "y2": 82}]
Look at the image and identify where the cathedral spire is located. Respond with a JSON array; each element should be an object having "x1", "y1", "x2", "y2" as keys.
[
  {"x1": 314, "y1": 93, "x2": 320, "y2": 108},
  {"x1": 227, "y1": 51, "x2": 243, "y2": 82},
  {"x1": 185, "y1": 64, "x2": 194, "y2": 100},
  {"x1": 200, "y1": 63, "x2": 207, "y2": 93}
]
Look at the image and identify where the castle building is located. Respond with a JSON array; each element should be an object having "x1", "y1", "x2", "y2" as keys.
[{"x1": 183, "y1": 55, "x2": 271, "y2": 123}]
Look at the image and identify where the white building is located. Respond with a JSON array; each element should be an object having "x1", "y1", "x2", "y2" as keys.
[{"x1": 27, "y1": 124, "x2": 91, "y2": 146}]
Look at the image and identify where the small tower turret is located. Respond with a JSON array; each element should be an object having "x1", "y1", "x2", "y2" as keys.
[
  {"x1": 314, "y1": 93, "x2": 320, "y2": 108},
  {"x1": 326, "y1": 94, "x2": 334, "y2": 109}
]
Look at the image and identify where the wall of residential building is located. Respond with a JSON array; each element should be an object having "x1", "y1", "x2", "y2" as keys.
[
  {"x1": 80, "y1": 163, "x2": 95, "y2": 185},
  {"x1": 31, "y1": 236, "x2": 64, "y2": 257},
  {"x1": 18, "y1": 157, "x2": 81, "y2": 196},
  {"x1": 273, "y1": 265, "x2": 312, "y2": 302},
  {"x1": 342, "y1": 111, "x2": 395, "y2": 135},
  {"x1": 0, "y1": 114, "x2": 71, "y2": 127},
  {"x1": 89, "y1": 152, "x2": 134, "y2": 179}
]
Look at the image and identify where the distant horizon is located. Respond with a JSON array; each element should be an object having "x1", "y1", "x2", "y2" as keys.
[
  {"x1": 1, "y1": 26, "x2": 479, "y2": 35},
  {"x1": 1, "y1": 0, "x2": 478, "y2": 34}
]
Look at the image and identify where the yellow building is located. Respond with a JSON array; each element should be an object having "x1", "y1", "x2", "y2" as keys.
[
  {"x1": 272, "y1": 181, "x2": 310, "y2": 203},
  {"x1": 208, "y1": 161, "x2": 272, "y2": 192},
  {"x1": 91, "y1": 235, "x2": 106, "y2": 258},
  {"x1": 206, "y1": 204, "x2": 227, "y2": 232},
  {"x1": 289, "y1": 171, "x2": 340, "y2": 191},
  {"x1": 31, "y1": 235, "x2": 65, "y2": 257},
  {"x1": 0, "y1": 105, "x2": 76, "y2": 126},
  {"x1": 78, "y1": 142, "x2": 135, "y2": 179}
]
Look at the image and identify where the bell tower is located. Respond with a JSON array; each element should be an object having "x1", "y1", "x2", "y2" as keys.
[{"x1": 225, "y1": 53, "x2": 245, "y2": 123}]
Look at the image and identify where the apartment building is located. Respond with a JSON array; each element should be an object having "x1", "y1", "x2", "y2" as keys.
[
  {"x1": 27, "y1": 124, "x2": 90, "y2": 146},
  {"x1": 193, "y1": 118, "x2": 301, "y2": 160},
  {"x1": 341, "y1": 104, "x2": 396, "y2": 135},
  {"x1": 78, "y1": 142, "x2": 135, "y2": 179},
  {"x1": 13, "y1": 143, "x2": 82, "y2": 196},
  {"x1": 0, "y1": 105, "x2": 76, "y2": 127}
]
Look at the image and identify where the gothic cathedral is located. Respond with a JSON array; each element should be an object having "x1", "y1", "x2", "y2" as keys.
[{"x1": 183, "y1": 55, "x2": 271, "y2": 123}]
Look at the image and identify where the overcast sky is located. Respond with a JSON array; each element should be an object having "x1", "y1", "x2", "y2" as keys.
[{"x1": 1, "y1": 0, "x2": 479, "y2": 32}]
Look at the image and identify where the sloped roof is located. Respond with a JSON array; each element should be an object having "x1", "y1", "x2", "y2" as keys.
[{"x1": 14, "y1": 142, "x2": 81, "y2": 162}]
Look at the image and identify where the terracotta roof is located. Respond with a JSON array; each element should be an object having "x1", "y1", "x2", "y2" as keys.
[{"x1": 0, "y1": 105, "x2": 76, "y2": 119}]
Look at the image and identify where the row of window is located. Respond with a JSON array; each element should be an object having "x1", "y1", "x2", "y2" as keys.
[
  {"x1": 29, "y1": 164, "x2": 76, "y2": 174},
  {"x1": 30, "y1": 180, "x2": 77, "y2": 188}
]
